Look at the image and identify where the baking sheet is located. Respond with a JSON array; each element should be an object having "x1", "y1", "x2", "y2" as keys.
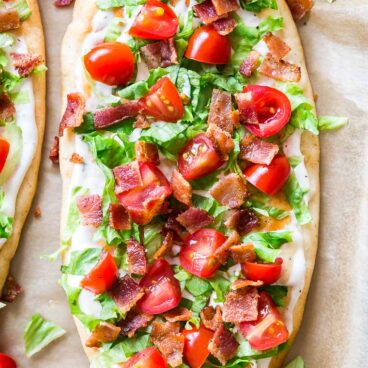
[{"x1": 0, "y1": 0, "x2": 367, "y2": 366}]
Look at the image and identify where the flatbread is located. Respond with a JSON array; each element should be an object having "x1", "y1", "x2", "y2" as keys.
[
  {"x1": 60, "y1": 0, "x2": 320, "y2": 366},
  {"x1": 0, "y1": 0, "x2": 46, "y2": 293}
]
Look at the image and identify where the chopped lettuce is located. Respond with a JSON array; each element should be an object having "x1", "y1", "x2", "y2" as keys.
[
  {"x1": 288, "y1": 155, "x2": 303, "y2": 168},
  {"x1": 143, "y1": 220, "x2": 164, "y2": 261},
  {"x1": 318, "y1": 115, "x2": 348, "y2": 131},
  {"x1": 285, "y1": 356, "x2": 305, "y2": 368},
  {"x1": 104, "y1": 18, "x2": 125, "y2": 42},
  {"x1": 261, "y1": 285, "x2": 288, "y2": 307},
  {"x1": 209, "y1": 275, "x2": 231, "y2": 303},
  {"x1": 246, "y1": 198, "x2": 289, "y2": 220},
  {"x1": 96, "y1": 0, "x2": 124, "y2": 9},
  {"x1": 61, "y1": 248, "x2": 102, "y2": 275},
  {"x1": 175, "y1": 10, "x2": 194, "y2": 58},
  {"x1": 0, "y1": 215, "x2": 13, "y2": 239},
  {"x1": 0, "y1": 70, "x2": 24, "y2": 94},
  {"x1": 12, "y1": 0, "x2": 32, "y2": 21},
  {"x1": 240, "y1": 0, "x2": 278, "y2": 12},
  {"x1": 0, "y1": 33, "x2": 15, "y2": 48}
]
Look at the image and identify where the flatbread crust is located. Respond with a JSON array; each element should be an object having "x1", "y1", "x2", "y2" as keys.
[
  {"x1": 60, "y1": 0, "x2": 320, "y2": 366},
  {"x1": 0, "y1": 0, "x2": 46, "y2": 293}
]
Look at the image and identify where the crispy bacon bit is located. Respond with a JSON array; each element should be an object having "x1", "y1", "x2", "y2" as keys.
[
  {"x1": 119, "y1": 310, "x2": 153, "y2": 338},
  {"x1": 212, "y1": 17, "x2": 237, "y2": 35},
  {"x1": 209, "y1": 173, "x2": 247, "y2": 209},
  {"x1": 200, "y1": 306, "x2": 222, "y2": 331},
  {"x1": 263, "y1": 33, "x2": 291, "y2": 61},
  {"x1": 231, "y1": 279, "x2": 263, "y2": 290},
  {"x1": 177, "y1": 207, "x2": 214, "y2": 234},
  {"x1": 0, "y1": 9, "x2": 20, "y2": 33},
  {"x1": 259, "y1": 53, "x2": 301, "y2": 82},
  {"x1": 211, "y1": 0, "x2": 239, "y2": 15},
  {"x1": 109, "y1": 275, "x2": 145, "y2": 314},
  {"x1": 206, "y1": 123, "x2": 234, "y2": 160},
  {"x1": 0, "y1": 93, "x2": 15, "y2": 122},
  {"x1": 93, "y1": 101, "x2": 141, "y2": 129},
  {"x1": 239, "y1": 134, "x2": 279, "y2": 165},
  {"x1": 59, "y1": 93, "x2": 85, "y2": 136},
  {"x1": 85, "y1": 322, "x2": 121, "y2": 348},
  {"x1": 208, "y1": 89, "x2": 234, "y2": 133},
  {"x1": 135, "y1": 141, "x2": 159, "y2": 165},
  {"x1": 0, "y1": 275, "x2": 23, "y2": 303},
  {"x1": 193, "y1": 0, "x2": 225, "y2": 24},
  {"x1": 223, "y1": 287, "x2": 259, "y2": 323},
  {"x1": 134, "y1": 114, "x2": 151, "y2": 129},
  {"x1": 214, "y1": 230, "x2": 240, "y2": 264},
  {"x1": 239, "y1": 50, "x2": 261, "y2": 78},
  {"x1": 230, "y1": 243, "x2": 256, "y2": 264},
  {"x1": 54, "y1": 0, "x2": 74, "y2": 7},
  {"x1": 113, "y1": 161, "x2": 142, "y2": 194},
  {"x1": 70, "y1": 153, "x2": 84, "y2": 164},
  {"x1": 141, "y1": 38, "x2": 178, "y2": 69},
  {"x1": 76, "y1": 194, "x2": 103, "y2": 227},
  {"x1": 286, "y1": 0, "x2": 313, "y2": 21},
  {"x1": 11, "y1": 52, "x2": 43, "y2": 77},
  {"x1": 235, "y1": 92, "x2": 258, "y2": 125},
  {"x1": 49, "y1": 136, "x2": 60, "y2": 164},
  {"x1": 153, "y1": 231, "x2": 174, "y2": 260},
  {"x1": 164, "y1": 307, "x2": 192, "y2": 322},
  {"x1": 33, "y1": 206, "x2": 41, "y2": 218},
  {"x1": 151, "y1": 321, "x2": 184, "y2": 367},
  {"x1": 225, "y1": 209, "x2": 259, "y2": 236},
  {"x1": 109, "y1": 203, "x2": 131, "y2": 230},
  {"x1": 165, "y1": 214, "x2": 186, "y2": 240},
  {"x1": 208, "y1": 324, "x2": 239, "y2": 365},
  {"x1": 171, "y1": 170, "x2": 192, "y2": 206},
  {"x1": 127, "y1": 238, "x2": 148, "y2": 275}
]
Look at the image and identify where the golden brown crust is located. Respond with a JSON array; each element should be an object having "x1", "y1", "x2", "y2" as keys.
[{"x1": 0, "y1": 0, "x2": 46, "y2": 292}]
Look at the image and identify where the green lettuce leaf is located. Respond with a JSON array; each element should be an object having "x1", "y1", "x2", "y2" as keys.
[
  {"x1": 175, "y1": 10, "x2": 194, "y2": 58},
  {"x1": 285, "y1": 356, "x2": 305, "y2": 368},
  {"x1": 96, "y1": 0, "x2": 124, "y2": 9},
  {"x1": 143, "y1": 220, "x2": 164, "y2": 261},
  {"x1": 12, "y1": 0, "x2": 32, "y2": 21},
  {"x1": 261, "y1": 285, "x2": 288, "y2": 307},
  {"x1": 209, "y1": 275, "x2": 231, "y2": 303},
  {"x1": 61, "y1": 248, "x2": 102, "y2": 275},
  {"x1": 0, "y1": 33, "x2": 15, "y2": 48},
  {"x1": 0, "y1": 215, "x2": 13, "y2": 239},
  {"x1": 246, "y1": 198, "x2": 289, "y2": 220},
  {"x1": 288, "y1": 155, "x2": 303, "y2": 168},
  {"x1": 104, "y1": 18, "x2": 125, "y2": 42},
  {"x1": 318, "y1": 115, "x2": 348, "y2": 131},
  {"x1": 0, "y1": 70, "x2": 24, "y2": 94},
  {"x1": 240, "y1": 0, "x2": 278, "y2": 12}
]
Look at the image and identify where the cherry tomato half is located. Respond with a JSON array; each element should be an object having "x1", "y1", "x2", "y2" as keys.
[
  {"x1": 178, "y1": 134, "x2": 224, "y2": 181},
  {"x1": 244, "y1": 155, "x2": 291, "y2": 196},
  {"x1": 121, "y1": 347, "x2": 167, "y2": 368},
  {"x1": 180, "y1": 228, "x2": 227, "y2": 278},
  {"x1": 240, "y1": 291, "x2": 289, "y2": 351},
  {"x1": 0, "y1": 354, "x2": 16, "y2": 368},
  {"x1": 84, "y1": 42, "x2": 135, "y2": 86},
  {"x1": 129, "y1": 0, "x2": 179, "y2": 40},
  {"x1": 80, "y1": 251, "x2": 118, "y2": 295},
  {"x1": 0, "y1": 138, "x2": 10, "y2": 174},
  {"x1": 239, "y1": 85, "x2": 291, "y2": 138},
  {"x1": 137, "y1": 259, "x2": 181, "y2": 314},
  {"x1": 242, "y1": 258, "x2": 283, "y2": 285},
  {"x1": 185, "y1": 25, "x2": 231, "y2": 65},
  {"x1": 182, "y1": 325, "x2": 214, "y2": 368}
]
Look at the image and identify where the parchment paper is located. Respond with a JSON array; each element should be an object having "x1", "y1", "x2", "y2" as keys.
[{"x1": 0, "y1": 0, "x2": 367, "y2": 367}]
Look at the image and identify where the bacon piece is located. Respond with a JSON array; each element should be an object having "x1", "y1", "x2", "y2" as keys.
[
  {"x1": 34, "y1": 206, "x2": 42, "y2": 218},
  {"x1": 0, "y1": 9, "x2": 20, "y2": 33},
  {"x1": 235, "y1": 92, "x2": 258, "y2": 125},
  {"x1": 259, "y1": 53, "x2": 301, "y2": 82},
  {"x1": 200, "y1": 306, "x2": 222, "y2": 331},
  {"x1": 208, "y1": 324, "x2": 239, "y2": 365},
  {"x1": 93, "y1": 101, "x2": 141, "y2": 129},
  {"x1": 239, "y1": 134, "x2": 279, "y2": 165},
  {"x1": 134, "y1": 114, "x2": 151, "y2": 129},
  {"x1": 223, "y1": 287, "x2": 259, "y2": 323},
  {"x1": 11, "y1": 52, "x2": 43, "y2": 77},
  {"x1": 109, "y1": 275, "x2": 145, "y2": 314},
  {"x1": 206, "y1": 123, "x2": 234, "y2": 160},
  {"x1": 141, "y1": 38, "x2": 178, "y2": 69},
  {"x1": 0, "y1": 275, "x2": 23, "y2": 303},
  {"x1": 225, "y1": 209, "x2": 259, "y2": 236},
  {"x1": 49, "y1": 136, "x2": 60, "y2": 164},
  {"x1": 286, "y1": 0, "x2": 313, "y2": 21},
  {"x1": 70, "y1": 153, "x2": 84, "y2": 164},
  {"x1": 76, "y1": 194, "x2": 103, "y2": 227},
  {"x1": 214, "y1": 230, "x2": 240, "y2": 264},
  {"x1": 164, "y1": 307, "x2": 192, "y2": 322},
  {"x1": 59, "y1": 93, "x2": 85, "y2": 136},
  {"x1": 113, "y1": 161, "x2": 143, "y2": 195},
  {"x1": 0, "y1": 93, "x2": 15, "y2": 122},
  {"x1": 212, "y1": 0, "x2": 239, "y2": 15},
  {"x1": 153, "y1": 231, "x2": 174, "y2": 260},
  {"x1": 230, "y1": 243, "x2": 256, "y2": 264},
  {"x1": 212, "y1": 16, "x2": 237, "y2": 35},
  {"x1": 239, "y1": 50, "x2": 261, "y2": 78},
  {"x1": 109, "y1": 203, "x2": 131, "y2": 230},
  {"x1": 54, "y1": 0, "x2": 74, "y2": 7},
  {"x1": 165, "y1": 214, "x2": 186, "y2": 240},
  {"x1": 177, "y1": 207, "x2": 214, "y2": 234},
  {"x1": 209, "y1": 174, "x2": 247, "y2": 209},
  {"x1": 119, "y1": 309, "x2": 153, "y2": 338},
  {"x1": 231, "y1": 279, "x2": 263, "y2": 290},
  {"x1": 208, "y1": 89, "x2": 234, "y2": 133},
  {"x1": 135, "y1": 141, "x2": 159, "y2": 165},
  {"x1": 263, "y1": 32, "x2": 291, "y2": 61},
  {"x1": 127, "y1": 238, "x2": 148, "y2": 276},
  {"x1": 171, "y1": 170, "x2": 192, "y2": 206},
  {"x1": 151, "y1": 321, "x2": 184, "y2": 367},
  {"x1": 193, "y1": 0, "x2": 225, "y2": 24},
  {"x1": 85, "y1": 322, "x2": 121, "y2": 348}
]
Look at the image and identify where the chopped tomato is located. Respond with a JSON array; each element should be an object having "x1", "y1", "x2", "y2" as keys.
[
  {"x1": 129, "y1": 0, "x2": 178, "y2": 40},
  {"x1": 121, "y1": 347, "x2": 167, "y2": 368},
  {"x1": 80, "y1": 251, "x2": 118, "y2": 294},
  {"x1": 178, "y1": 134, "x2": 224, "y2": 181},
  {"x1": 239, "y1": 291, "x2": 289, "y2": 351},
  {"x1": 117, "y1": 162, "x2": 172, "y2": 225},
  {"x1": 242, "y1": 258, "x2": 283, "y2": 284},
  {"x1": 185, "y1": 25, "x2": 231, "y2": 65},
  {"x1": 141, "y1": 77, "x2": 184, "y2": 122},
  {"x1": 84, "y1": 42, "x2": 135, "y2": 86},
  {"x1": 180, "y1": 228, "x2": 226, "y2": 278},
  {"x1": 0, "y1": 138, "x2": 10, "y2": 174},
  {"x1": 244, "y1": 155, "x2": 291, "y2": 196},
  {"x1": 137, "y1": 259, "x2": 181, "y2": 314},
  {"x1": 239, "y1": 85, "x2": 291, "y2": 138},
  {"x1": 0, "y1": 354, "x2": 16, "y2": 368},
  {"x1": 182, "y1": 325, "x2": 214, "y2": 368}
]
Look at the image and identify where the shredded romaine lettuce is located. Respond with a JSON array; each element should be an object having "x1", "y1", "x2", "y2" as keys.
[
  {"x1": 318, "y1": 115, "x2": 348, "y2": 131},
  {"x1": 239, "y1": 0, "x2": 278, "y2": 12},
  {"x1": 285, "y1": 356, "x2": 305, "y2": 368},
  {"x1": 61, "y1": 248, "x2": 102, "y2": 275}
]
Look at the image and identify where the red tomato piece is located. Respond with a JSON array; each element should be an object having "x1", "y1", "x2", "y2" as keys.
[
  {"x1": 0, "y1": 354, "x2": 16, "y2": 368},
  {"x1": 129, "y1": 0, "x2": 179, "y2": 40},
  {"x1": 178, "y1": 134, "x2": 224, "y2": 181},
  {"x1": 240, "y1": 85, "x2": 291, "y2": 138},
  {"x1": 80, "y1": 251, "x2": 118, "y2": 295},
  {"x1": 121, "y1": 347, "x2": 167, "y2": 368},
  {"x1": 244, "y1": 155, "x2": 291, "y2": 196},
  {"x1": 84, "y1": 42, "x2": 135, "y2": 86},
  {"x1": 137, "y1": 259, "x2": 181, "y2": 314},
  {"x1": 0, "y1": 138, "x2": 10, "y2": 174},
  {"x1": 180, "y1": 228, "x2": 226, "y2": 278},
  {"x1": 242, "y1": 258, "x2": 283, "y2": 285},
  {"x1": 239, "y1": 291, "x2": 289, "y2": 351},
  {"x1": 141, "y1": 77, "x2": 184, "y2": 122},
  {"x1": 117, "y1": 162, "x2": 172, "y2": 225},
  {"x1": 182, "y1": 325, "x2": 214, "y2": 368}
]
